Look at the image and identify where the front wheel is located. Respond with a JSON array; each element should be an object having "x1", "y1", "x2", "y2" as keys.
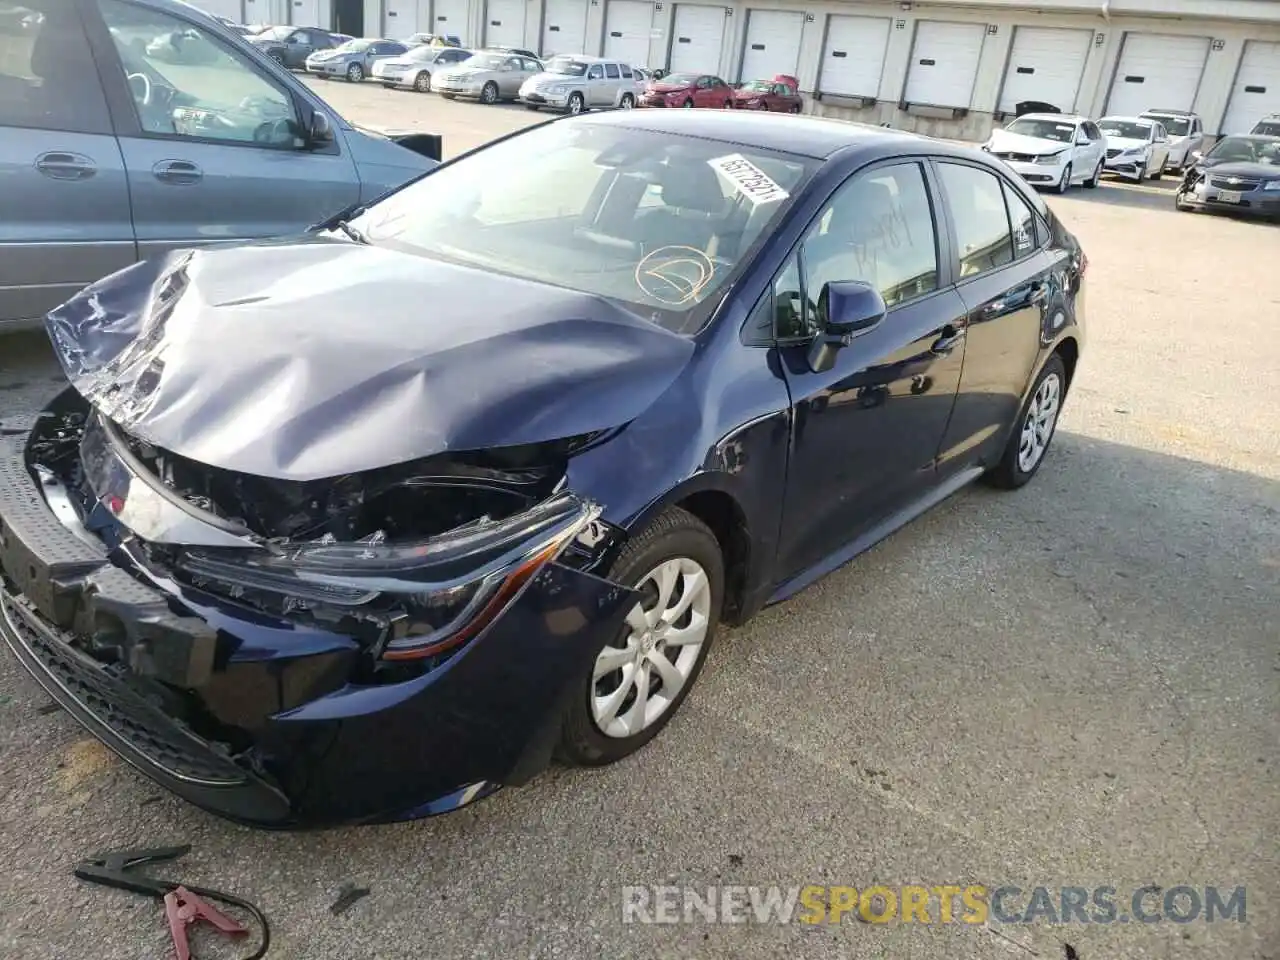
[
  {"x1": 480, "y1": 81, "x2": 499, "y2": 104},
  {"x1": 984, "y1": 354, "x2": 1066, "y2": 489},
  {"x1": 567, "y1": 91, "x2": 584, "y2": 114},
  {"x1": 1084, "y1": 160, "x2": 1102, "y2": 189},
  {"x1": 682, "y1": 97, "x2": 694, "y2": 108},
  {"x1": 346, "y1": 63, "x2": 364, "y2": 82},
  {"x1": 558, "y1": 507, "x2": 724, "y2": 766},
  {"x1": 722, "y1": 99, "x2": 732, "y2": 109},
  {"x1": 413, "y1": 70, "x2": 431, "y2": 93},
  {"x1": 619, "y1": 93, "x2": 634, "y2": 109},
  {"x1": 1056, "y1": 163, "x2": 1072, "y2": 194}
]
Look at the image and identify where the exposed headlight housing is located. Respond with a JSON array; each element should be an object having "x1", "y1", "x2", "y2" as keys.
[
  {"x1": 1035, "y1": 151, "x2": 1066, "y2": 165},
  {"x1": 548, "y1": 84, "x2": 567, "y2": 94},
  {"x1": 1263, "y1": 180, "x2": 1280, "y2": 191}
]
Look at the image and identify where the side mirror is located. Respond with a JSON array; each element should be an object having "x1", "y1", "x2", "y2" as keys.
[
  {"x1": 307, "y1": 110, "x2": 334, "y2": 147},
  {"x1": 807, "y1": 281, "x2": 886, "y2": 374}
]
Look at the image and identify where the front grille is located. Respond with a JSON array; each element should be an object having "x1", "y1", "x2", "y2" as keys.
[
  {"x1": 996, "y1": 151, "x2": 1036, "y2": 163},
  {"x1": 1210, "y1": 176, "x2": 1260, "y2": 190},
  {"x1": 0, "y1": 593, "x2": 248, "y2": 785}
]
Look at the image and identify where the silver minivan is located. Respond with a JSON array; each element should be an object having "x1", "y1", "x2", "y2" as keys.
[
  {"x1": 0, "y1": 0, "x2": 440, "y2": 331},
  {"x1": 519, "y1": 56, "x2": 640, "y2": 114}
]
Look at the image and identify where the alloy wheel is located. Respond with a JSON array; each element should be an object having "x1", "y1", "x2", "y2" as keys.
[
  {"x1": 414, "y1": 71, "x2": 431, "y2": 92},
  {"x1": 568, "y1": 92, "x2": 584, "y2": 114},
  {"x1": 347, "y1": 63, "x2": 363, "y2": 82},
  {"x1": 590, "y1": 557, "x2": 712, "y2": 739},
  {"x1": 481, "y1": 82, "x2": 498, "y2": 104},
  {"x1": 619, "y1": 93, "x2": 634, "y2": 109},
  {"x1": 1017, "y1": 372, "x2": 1062, "y2": 473}
]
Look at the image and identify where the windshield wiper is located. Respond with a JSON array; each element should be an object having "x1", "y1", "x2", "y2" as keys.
[{"x1": 331, "y1": 219, "x2": 369, "y2": 244}]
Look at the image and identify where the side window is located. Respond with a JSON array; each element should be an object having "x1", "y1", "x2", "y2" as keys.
[
  {"x1": 620, "y1": 63, "x2": 633, "y2": 78},
  {"x1": 294, "y1": 31, "x2": 312, "y2": 45},
  {"x1": 773, "y1": 253, "x2": 806, "y2": 338},
  {"x1": 502, "y1": 57, "x2": 519, "y2": 72},
  {"x1": 587, "y1": 64, "x2": 604, "y2": 79},
  {"x1": 97, "y1": 0, "x2": 300, "y2": 148},
  {"x1": 697, "y1": 76, "x2": 712, "y2": 88},
  {"x1": 1001, "y1": 182, "x2": 1038, "y2": 260},
  {"x1": 937, "y1": 163, "x2": 1013, "y2": 278},
  {"x1": 521, "y1": 57, "x2": 540, "y2": 71},
  {"x1": 0, "y1": 2, "x2": 113, "y2": 134},
  {"x1": 605, "y1": 62, "x2": 620, "y2": 79},
  {"x1": 801, "y1": 162, "x2": 939, "y2": 315}
]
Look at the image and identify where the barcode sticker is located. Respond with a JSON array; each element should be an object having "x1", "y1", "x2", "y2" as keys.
[{"x1": 707, "y1": 153, "x2": 789, "y2": 205}]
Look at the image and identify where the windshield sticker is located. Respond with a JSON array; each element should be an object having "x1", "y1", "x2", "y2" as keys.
[
  {"x1": 634, "y1": 246, "x2": 715, "y2": 306},
  {"x1": 708, "y1": 154, "x2": 789, "y2": 205}
]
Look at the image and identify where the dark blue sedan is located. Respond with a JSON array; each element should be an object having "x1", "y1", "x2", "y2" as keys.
[{"x1": 0, "y1": 111, "x2": 1086, "y2": 827}]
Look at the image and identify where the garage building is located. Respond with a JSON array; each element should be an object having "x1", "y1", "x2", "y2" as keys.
[
  {"x1": 997, "y1": 26, "x2": 1092, "y2": 115},
  {"x1": 1221, "y1": 40, "x2": 1280, "y2": 134},
  {"x1": 542, "y1": 0, "x2": 591, "y2": 56},
  {"x1": 668, "y1": 4, "x2": 724, "y2": 76},
  {"x1": 604, "y1": 0, "x2": 654, "y2": 69},
  {"x1": 739, "y1": 9, "x2": 803, "y2": 81},
  {"x1": 903, "y1": 20, "x2": 985, "y2": 108},
  {"x1": 484, "y1": 0, "x2": 527, "y2": 47},
  {"x1": 818, "y1": 14, "x2": 890, "y2": 99},
  {"x1": 1105, "y1": 32, "x2": 1210, "y2": 116}
]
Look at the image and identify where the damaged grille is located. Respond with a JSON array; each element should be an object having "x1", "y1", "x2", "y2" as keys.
[{"x1": 0, "y1": 593, "x2": 248, "y2": 785}]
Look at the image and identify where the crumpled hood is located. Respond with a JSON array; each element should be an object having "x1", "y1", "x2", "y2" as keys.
[
  {"x1": 988, "y1": 130, "x2": 1069, "y2": 155},
  {"x1": 1199, "y1": 159, "x2": 1280, "y2": 179},
  {"x1": 648, "y1": 82, "x2": 693, "y2": 94},
  {"x1": 1102, "y1": 135, "x2": 1148, "y2": 151},
  {"x1": 45, "y1": 239, "x2": 694, "y2": 482}
]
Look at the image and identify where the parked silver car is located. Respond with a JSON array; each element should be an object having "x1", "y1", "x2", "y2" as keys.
[
  {"x1": 305, "y1": 37, "x2": 407, "y2": 82},
  {"x1": 519, "y1": 55, "x2": 640, "y2": 113},
  {"x1": 372, "y1": 44, "x2": 473, "y2": 92},
  {"x1": 0, "y1": 0, "x2": 437, "y2": 332},
  {"x1": 434, "y1": 51, "x2": 542, "y2": 104}
]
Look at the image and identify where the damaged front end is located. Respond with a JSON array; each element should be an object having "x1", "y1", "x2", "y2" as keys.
[{"x1": 1, "y1": 388, "x2": 636, "y2": 826}]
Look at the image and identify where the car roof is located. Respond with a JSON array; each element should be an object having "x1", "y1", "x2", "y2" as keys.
[
  {"x1": 1100, "y1": 115, "x2": 1154, "y2": 122},
  {"x1": 578, "y1": 109, "x2": 977, "y2": 161},
  {"x1": 1012, "y1": 113, "x2": 1085, "y2": 122},
  {"x1": 1142, "y1": 109, "x2": 1198, "y2": 116},
  {"x1": 546, "y1": 54, "x2": 615, "y2": 63},
  {"x1": 1222, "y1": 133, "x2": 1280, "y2": 142}
]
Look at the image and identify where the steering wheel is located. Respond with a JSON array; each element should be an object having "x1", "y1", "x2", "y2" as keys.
[
  {"x1": 127, "y1": 71, "x2": 152, "y2": 106},
  {"x1": 253, "y1": 117, "x2": 296, "y2": 145}
]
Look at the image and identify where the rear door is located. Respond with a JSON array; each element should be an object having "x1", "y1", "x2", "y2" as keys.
[
  {"x1": 88, "y1": 0, "x2": 362, "y2": 261},
  {"x1": 601, "y1": 61, "x2": 623, "y2": 105},
  {"x1": 0, "y1": 0, "x2": 135, "y2": 328}
]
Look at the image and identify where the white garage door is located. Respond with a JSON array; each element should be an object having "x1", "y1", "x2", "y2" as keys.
[
  {"x1": 485, "y1": 0, "x2": 526, "y2": 47},
  {"x1": 196, "y1": 0, "x2": 242, "y2": 21},
  {"x1": 242, "y1": 0, "x2": 269, "y2": 24},
  {"x1": 383, "y1": 0, "x2": 418, "y2": 38},
  {"x1": 289, "y1": 0, "x2": 320, "y2": 27},
  {"x1": 433, "y1": 0, "x2": 468, "y2": 39},
  {"x1": 1106, "y1": 33, "x2": 1209, "y2": 116},
  {"x1": 998, "y1": 27, "x2": 1092, "y2": 114},
  {"x1": 604, "y1": 0, "x2": 652, "y2": 68},
  {"x1": 669, "y1": 5, "x2": 724, "y2": 76},
  {"x1": 739, "y1": 10, "x2": 803, "y2": 81},
  {"x1": 904, "y1": 21, "x2": 985, "y2": 108},
  {"x1": 1221, "y1": 41, "x2": 1280, "y2": 134},
  {"x1": 819, "y1": 15, "x2": 889, "y2": 98},
  {"x1": 543, "y1": 0, "x2": 590, "y2": 56}
]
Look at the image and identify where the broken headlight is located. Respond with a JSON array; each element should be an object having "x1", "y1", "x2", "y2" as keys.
[{"x1": 175, "y1": 492, "x2": 601, "y2": 660}]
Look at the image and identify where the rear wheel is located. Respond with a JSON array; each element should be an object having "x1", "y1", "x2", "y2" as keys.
[
  {"x1": 413, "y1": 70, "x2": 431, "y2": 93},
  {"x1": 984, "y1": 355, "x2": 1066, "y2": 489},
  {"x1": 722, "y1": 99, "x2": 732, "y2": 109},
  {"x1": 682, "y1": 97, "x2": 694, "y2": 108},
  {"x1": 558, "y1": 507, "x2": 723, "y2": 766}
]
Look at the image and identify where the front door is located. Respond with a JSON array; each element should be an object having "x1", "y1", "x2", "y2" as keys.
[
  {"x1": 91, "y1": 0, "x2": 361, "y2": 260},
  {"x1": 775, "y1": 160, "x2": 967, "y2": 582},
  {"x1": 0, "y1": 1, "x2": 135, "y2": 327}
]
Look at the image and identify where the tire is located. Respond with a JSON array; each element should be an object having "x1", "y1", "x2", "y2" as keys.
[
  {"x1": 755, "y1": 100, "x2": 769, "y2": 110},
  {"x1": 984, "y1": 354, "x2": 1067, "y2": 490},
  {"x1": 722, "y1": 99, "x2": 732, "y2": 109},
  {"x1": 790, "y1": 104, "x2": 801, "y2": 114},
  {"x1": 381, "y1": 83, "x2": 396, "y2": 90},
  {"x1": 480, "y1": 81, "x2": 499, "y2": 104},
  {"x1": 525, "y1": 103, "x2": 540, "y2": 111},
  {"x1": 346, "y1": 63, "x2": 363, "y2": 83},
  {"x1": 567, "y1": 91, "x2": 584, "y2": 114},
  {"x1": 413, "y1": 70, "x2": 431, "y2": 93},
  {"x1": 619, "y1": 93, "x2": 634, "y2": 109},
  {"x1": 269, "y1": 53, "x2": 285, "y2": 67},
  {"x1": 441, "y1": 92, "x2": 456, "y2": 99},
  {"x1": 557, "y1": 507, "x2": 724, "y2": 766},
  {"x1": 1084, "y1": 160, "x2": 1102, "y2": 189},
  {"x1": 1055, "y1": 163, "x2": 1072, "y2": 194},
  {"x1": 682, "y1": 97, "x2": 694, "y2": 108}
]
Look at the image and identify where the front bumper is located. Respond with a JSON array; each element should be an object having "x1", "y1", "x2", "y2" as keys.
[
  {"x1": 520, "y1": 90, "x2": 571, "y2": 109},
  {"x1": 1103, "y1": 154, "x2": 1146, "y2": 178},
  {"x1": 1178, "y1": 178, "x2": 1280, "y2": 216},
  {"x1": 306, "y1": 60, "x2": 349, "y2": 76},
  {"x1": 0, "y1": 404, "x2": 636, "y2": 828},
  {"x1": 435, "y1": 79, "x2": 483, "y2": 97},
  {"x1": 1001, "y1": 158, "x2": 1064, "y2": 186}
]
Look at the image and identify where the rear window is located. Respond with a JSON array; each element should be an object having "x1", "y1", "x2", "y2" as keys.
[{"x1": 0, "y1": 0, "x2": 111, "y2": 134}]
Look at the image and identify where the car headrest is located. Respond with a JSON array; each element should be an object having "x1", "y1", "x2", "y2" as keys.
[
  {"x1": 30, "y1": 7, "x2": 80, "y2": 81},
  {"x1": 842, "y1": 179, "x2": 896, "y2": 243},
  {"x1": 658, "y1": 161, "x2": 727, "y2": 214}
]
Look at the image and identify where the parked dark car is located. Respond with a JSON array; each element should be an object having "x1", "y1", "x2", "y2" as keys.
[
  {"x1": 732, "y1": 75, "x2": 802, "y2": 113},
  {"x1": 640, "y1": 72, "x2": 734, "y2": 108},
  {"x1": 0, "y1": 112, "x2": 1084, "y2": 828},
  {"x1": 248, "y1": 24, "x2": 336, "y2": 68},
  {"x1": 1175, "y1": 134, "x2": 1280, "y2": 219}
]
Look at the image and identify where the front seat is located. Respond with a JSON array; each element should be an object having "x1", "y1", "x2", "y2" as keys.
[
  {"x1": 804, "y1": 178, "x2": 896, "y2": 298},
  {"x1": 634, "y1": 160, "x2": 730, "y2": 254},
  {"x1": 25, "y1": 5, "x2": 91, "y2": 125}
]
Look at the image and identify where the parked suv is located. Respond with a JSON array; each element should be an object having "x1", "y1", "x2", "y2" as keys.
[
  {"x1": 519, "y1": 55, "x2": 639, "y2": 113},
  {"x1": 249, "y1": 24, "x2": 337, "y2": 69},
  {"x1": 0, "y1": 0, "x2": 440, "y2": 332},
  {"x1": 1138, "y1": 109, "x2": 1204, "y2": 173}
]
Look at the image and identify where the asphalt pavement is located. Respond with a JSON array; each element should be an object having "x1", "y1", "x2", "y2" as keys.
[{"x1": 0, "y1": 83, "x2": 1277, "y2": 960}]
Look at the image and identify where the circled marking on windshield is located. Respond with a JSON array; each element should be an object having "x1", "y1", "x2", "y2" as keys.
[{"x1": 634, "y1": 246, "x2": 714, "y2": 306}]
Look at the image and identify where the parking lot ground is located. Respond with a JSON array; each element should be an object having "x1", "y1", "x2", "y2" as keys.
[{"x1": 1, "y1": 87, "x2": 1278, "y2": 960}]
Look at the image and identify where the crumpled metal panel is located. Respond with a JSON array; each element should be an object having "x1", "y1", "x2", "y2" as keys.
[{"x1": 45, "y1": 237, "x2": 695, "y2": 481}]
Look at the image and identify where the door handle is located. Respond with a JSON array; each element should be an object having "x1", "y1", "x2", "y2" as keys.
[
  {"x1": 152, "y1": 159, "x2": 203, "y2": 185},
  {"x1": 931, "y1": 326, "x2": 966, "y2": 356},
  {"x1": 34, "y1": 152, "x2": 97, "y2": 180},
  {"x1": 1028, "y1": 281, "x2": 1048, "y2": 304}
]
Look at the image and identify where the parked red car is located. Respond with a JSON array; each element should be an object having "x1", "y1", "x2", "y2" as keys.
[
  {"x1": 640, "y1": 72, "x2": 734, "y2": 108},
  {"x1": 732, "y1": 74, "x2": 803, "y2": 113}
]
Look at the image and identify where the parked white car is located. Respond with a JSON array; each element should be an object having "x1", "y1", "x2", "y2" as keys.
[
  {"x1": 982, "y1": 114, "x2": 1107, "y2": 193},
  {"x1": 1139, "y1": 109, "x2": 1205, "y2": 172},
  {"x1": 1098, "y1": 116, "x2": 1171, "y2": 182}
]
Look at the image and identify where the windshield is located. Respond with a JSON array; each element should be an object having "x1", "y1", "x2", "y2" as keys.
[
  {"x1": 1206, "y1": 137, "x2": 1280, "y2": 164},
  {"x1": 405, "y1": 45, "x2": 441, "y2": 61},
  {"x1": 741, "y1": 80, "x2": 771, "y2": 92},
  {"x1": 1004, "y1": 118, "x2": 1077, "y2": 143},
  {"x1": 257, "y1": 26, "x2": 292, "y2": 40},
  {"x1": 1144, "y1": 115, "x2": 1191, "y2": 136},
  {"x1": 1254, "y1": 121, "x2": 1280, "y2": 137},
  {"x1": 547, "y1": 59, "x2": 588, "y2": 76},
  {"x1": 463, "y1": 53, "x2": 505, "y2": 69},
  {"x1": 336, "y1": 39, "x2": 372, "y2": 52},
  {"x1": 661, "y1": 73, "x2": 699, "y2": 86},
  {"x1": 1099, "y1": 120, "x2": 1152, "y2": 140},
  {"x1": 346, "y1": 121, "x2": 815, "y2": 334}
]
